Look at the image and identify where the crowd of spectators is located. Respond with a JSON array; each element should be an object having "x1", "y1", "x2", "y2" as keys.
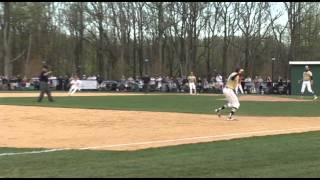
[
  {"x1": 0, "y1": 75, "x2": 33, "y2": 91},
  {"x1": 107, "y1": 74, "x2": 291, "y2": 95},
  {"x1": 0, "y1": 73, "x2": 291, "y2": 95},
  {"x1": 0, "y1": 74, "x2": 103, "y2": 91}
]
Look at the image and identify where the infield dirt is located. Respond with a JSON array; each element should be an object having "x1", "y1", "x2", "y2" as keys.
[{"x1": 0, "y1": 94, "x2": 318, "y2": 151}]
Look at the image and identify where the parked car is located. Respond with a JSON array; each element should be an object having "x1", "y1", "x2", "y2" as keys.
[{"x1": 99, "y1": 80, "x2": 119, "y2": 91}]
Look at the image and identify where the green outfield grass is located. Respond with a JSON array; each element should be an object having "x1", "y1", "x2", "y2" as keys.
[
  {"x1": 0, "y1": 94, "x2": 319, "y2": 116},
  {"x1": 1, "y1": 131, "x2": 320, "y2": 178}
]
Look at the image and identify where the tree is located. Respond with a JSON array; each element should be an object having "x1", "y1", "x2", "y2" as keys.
[
  {"x1": 65, "y1": 2, "x2": 87, "y2": 76},
  {"x1": 3, "y1": 2, "x2": 12, "y2": 76},
  {"x1": 236, "y1": 2, "x2": 276, "y2": 76}
]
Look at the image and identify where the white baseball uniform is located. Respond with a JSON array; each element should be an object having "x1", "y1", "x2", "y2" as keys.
[
  {"x1": 235, "y1": 82, "x2": 244, "y2": 95},
  {"x1": 68, "y1": 79, "x2": 81, "y2": 96},
  {"x1": 301, "y1": 70, "x2": 314, "y2": 94},
  {"x1": 223, "y1": 72, "x2": 240, "y2": 109},
  {"x1": 188, "y1": 75, "x2": 196, "y2": 95}
]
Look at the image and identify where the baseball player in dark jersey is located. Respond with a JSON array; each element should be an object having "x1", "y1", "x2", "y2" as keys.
[{"x1": 37, "y1": 65, "x2": 54, "y2": 102}]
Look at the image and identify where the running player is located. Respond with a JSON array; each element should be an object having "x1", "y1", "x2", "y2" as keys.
[
  {"x1": 68, "y1": 75, "x2": 81, "y2": 96},
  {"x1": 214, "y1": 68, "x2": 244, "y2": 120}
]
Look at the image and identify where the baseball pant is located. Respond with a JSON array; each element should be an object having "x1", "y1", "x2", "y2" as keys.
[
  {"x1": 301, "y1": 81, "x2": 314, "y2": 94},
  {"x1": 223, "y1": 87, "x2": 240, "y2": 109},
  {"x1": 235, "y1": 84, "x2": 244, "y2": 94},
  {"x1": 69, "y1": 86, "x2": 80, "y2": 95},
  {"x1": 38, "y1": 82, "x2": 54, "y2": 102},
  {"x1": 189, "y1": 83, "x2": 196, "y2": 94}
]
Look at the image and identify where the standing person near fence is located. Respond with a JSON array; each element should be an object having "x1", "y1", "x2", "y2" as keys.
[
  {"x1": 188, "y1": 72, "x2": 197, "y2": 95},
  {"x1": 68, "y1": 75, "x2": 82, "y2": 96},
  {"x1": 215, "y1": 73, "x2": 224, "y2": 91},
  {"x1": 266, "y1": 76, "x2": 272, "y2": 94},
  {"x1": 299, "y1": 65, "x2": 318, "y2": 100},
  {"x1": 37, "y1": 65, "x2": 54, "y2": 102},
  {"x1": 142, "y1": 74, "x2": 151, "y2": 94},
  {"x1": 197, "y1": 77, "x2": 202, "y2": 93}
]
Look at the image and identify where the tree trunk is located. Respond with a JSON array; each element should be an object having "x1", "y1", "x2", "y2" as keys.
[
  {"x1": 3, "y1": 2, "x2": 12, "y2": 77},
  {"x1": 222, "y1": 15, "x2": 228, "y2": 77},
  {"x1": 244, "y1": 35, "x2": 250, "y2": 75},
  {"x1": 157, "y1": 2, "x2": 164, "y2": 74},
  {"x1": 206, "y1": 36, "x2": 211, "y2": 79},
  {"x1": 25, "y1": 33, "x2": 32, "y2": 77},
  {"x1": 138, "y1": 4, "x2": 144, "y2": 77},
  {"x1": 133, "y1": 9, "x2": 137, "y2": 78},
  {"x1": 96, "y1": 2, "x2": 105, "y2": 78},
  {"x1": 74, "y1": 2, "x2": 85, "y2": 76}
]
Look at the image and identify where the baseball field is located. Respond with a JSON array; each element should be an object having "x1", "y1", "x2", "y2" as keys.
[{"x1": 1, "y1": 92, "x2": 320, "y2": 177}]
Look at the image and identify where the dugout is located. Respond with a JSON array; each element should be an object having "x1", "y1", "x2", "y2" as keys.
[{"x1": 289, "y1": 61, "x2": 320, "y2": 95}]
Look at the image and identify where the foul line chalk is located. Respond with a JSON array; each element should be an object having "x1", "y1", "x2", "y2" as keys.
[{"x1": 1, "y1": 126, "x2": 320, "y2": 157}]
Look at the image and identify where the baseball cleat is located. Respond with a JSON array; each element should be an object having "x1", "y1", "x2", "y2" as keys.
[
  {"x1": 227, "y1": 116, "x2": 237, "y2": 121},
  {"x1": 214, "y1": 109, "x2": 221, "y2": 118},
  {"x1": 314, "y1": 96, "x2": 318, "y2": 100}
]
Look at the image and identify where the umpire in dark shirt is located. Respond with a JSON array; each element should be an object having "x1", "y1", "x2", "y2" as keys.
[{"x1": 37, "y1": 65, "x2": 54, "y2": 102}]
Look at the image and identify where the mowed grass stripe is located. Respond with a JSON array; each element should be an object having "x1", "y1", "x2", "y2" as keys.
[
  {"x1": 0, "y1": 95, "x2": 319, "y2": 117},
  {"x1": 1, "y1": 131, "x2": 320, "y2": 177}
]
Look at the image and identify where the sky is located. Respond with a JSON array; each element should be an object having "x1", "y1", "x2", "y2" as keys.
[
  {"x1": 272, "y1": 2, "x2": 288, "y2": 26},
  {"x1": 218, "y1": 2, "x2": 288, "y2": 37}
]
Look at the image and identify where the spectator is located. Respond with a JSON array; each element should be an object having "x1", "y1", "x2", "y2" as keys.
[
  {"x1": 266, "y1": 76, "x2": 272, "y2": 93},
  {"x1": 266, "y1": 76, "x2": 272, "y2": 84},
  {"x1": 244, "y1": 76, "x2": 252, "y2": 94},
  {"x1": 57, "y1": 76, "x2": 63, "y2": 90},
  {"x1": 138, "y1": 78, "x2": 144, "y2": 91},
  {"x1": 215, "y1": 73, "x2": 224, "y2": 91},
  {"x1": 2, "y1": 76, "x2": 9, "y2": 90},
  {"x1": 258, "y1": 76, "x2": 264, "y2": 94},
  {"x1": 277, "y1": 76, "x2": 285, "y2": 94},
  {"x1": 120, "y1": 75, "x2": 126, "y2": 82},
  {"x1": 175, "y1": 77, "x2": 182, "y2": 92},
  {"x1": 97, "y1": 74, "x2": 103, "y2": 84},
  {"x1": 156, "y1": 75, "x2": 163, "y2": 91},
  {"x1": 21, "y1": 77, "x2": 27, "y2": 88},
  {"x1": 17, "y1": 75, "x2": 22, "y2": 89},
  {"x1": 197, "y1": 77, "x2": 202, "y2": 93},
  {"x1": 240, "y1": 73, "x2": 245, "y2": 93},
  {"x1": 287, "y1": 79, "x2": 291, "y2": 95},
  {"x1": 203, "y1": 78, "x2": 209, "y2": 92},
  {"x1": 142, "y1": 75, "x2": 150, "y2": 93},
  {"x1": 278, "y1": 76, "x2": 283, "y2": 86},
  {"x1": 150, "y1": 76, "x2": 156, "y2": 91},
  {"x1": 253, "y1": 76, "x2": 260, "y2": 93},
  {"x1": 64, "y1": 75, "x2": 70, "y2": 91}
]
